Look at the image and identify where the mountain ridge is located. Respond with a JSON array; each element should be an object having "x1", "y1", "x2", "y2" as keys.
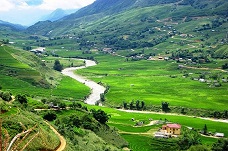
[
  {"x1": 26, "y1": 0, "x2": 228, "y2": 36},
  {"x1": 0, "y1": 20, "x2": 26, "y2": 31},
  {"x1": 41, "y1": 8, "x2": 78, "y2": 22}
]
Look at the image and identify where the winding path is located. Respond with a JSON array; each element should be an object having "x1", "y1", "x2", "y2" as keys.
[
  {"x1": 44, "y1": 121, "x2": 66, "y2": 151},
  {"x1": 61, "y1": 59, "x2": 105, "y2": 105}
]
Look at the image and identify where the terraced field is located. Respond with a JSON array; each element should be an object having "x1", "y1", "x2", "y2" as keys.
[{"x1": 73, "y1": 54, "x2": 228, "y2": 111}]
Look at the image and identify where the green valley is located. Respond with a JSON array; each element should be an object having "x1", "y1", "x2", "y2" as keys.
[{"x1": 0, "y1": 0, "x2": 228, "y2": 150}]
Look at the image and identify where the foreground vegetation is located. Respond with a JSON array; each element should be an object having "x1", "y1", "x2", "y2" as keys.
[{"x1": 88, "y1": 105, "x2": 228, "y2": 151}]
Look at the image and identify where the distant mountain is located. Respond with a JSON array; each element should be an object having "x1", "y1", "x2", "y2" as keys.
[
  {"x1": 26, "y1": 0, "x2": 228, "y2": 36},
  {"x1": 0, "y1": 20, "x2": 26, "y2": 31},
  {"x1": 62, "y1": 0, "x2": 180, "y2": 21},
  {"x1": 41, "y1": 8, "x2": 77, "y2": 22}
]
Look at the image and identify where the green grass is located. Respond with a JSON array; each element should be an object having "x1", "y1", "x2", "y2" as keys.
[
  {"x1": 74, "y1": 54, "x2": 228, "y2": 111},
  {"x1": 0, "y1": 46, "x2": 90, "y2": 100},
  {"x1": 41, "y1": 56, "x2": 85, "y2": 69},
  {"x1": 86, "y1": 105, "x2": 227, "y2": 151}
]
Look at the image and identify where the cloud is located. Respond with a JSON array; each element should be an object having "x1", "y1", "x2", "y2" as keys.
[
  {"x1": 38, "y1": 0, "x2": 95, "y2": 10},
  {"x1": 0, "y1": 0, "x2": 15, "y2": 11},
  {"x1": 0, "y1": 0, "x2": 95, "y2": 12},
  {"x1": 0, "y1": 0, "x2": 95, "y2": 25}
]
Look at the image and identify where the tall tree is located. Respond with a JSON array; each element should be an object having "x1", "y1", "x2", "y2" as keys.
[
  {"x1": 162, "y1": 102, "x2": 170, "y2": 112},
  {"x1": 202, "y1": 124, "x2": 207, "y2": 135},
  {"x1": 53, "y1": 60, "x2": 63, "y2": 71},
  {"x1": 136, "y1": 100, "x2": 140, "y2": 110}
]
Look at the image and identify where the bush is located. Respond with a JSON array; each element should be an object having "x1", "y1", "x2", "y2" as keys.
[
  {"x1": 43, "y1": 112, "x2": 57, "y2": 121},
  {"x1": 91, "y1": 109, "x2": 110, "y2": 124},
  {"x1": 15, "y1": 94, "x2": 28, "y2": 104},
  {"x1": 212, "y1": 139, "x2": 228, "y2": 151},
  {"x1": 0, "y1": 101, "x2": 9, "y2": 113},
  {"x1": 1, "y1": 91, "x2": 12, "y2": 102}
]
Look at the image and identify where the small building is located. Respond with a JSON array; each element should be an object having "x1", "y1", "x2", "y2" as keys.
[
  {"x1": 199, "y1": 79, "x2": 206, "y2": 82},
  {"x1": 162, "y1": 124, "x2": 181, "y2": 135},
  {"x1": 214, "y1": 133, "x2": 224, "y2": 137},
  {"x1": 103, "y1": 48, "x2": 113, "y2": 53},
  {"x1": 154, "y1": 132, "x2": 170, "y2": 138}
]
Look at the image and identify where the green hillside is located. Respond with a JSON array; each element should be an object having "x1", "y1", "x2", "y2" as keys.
[
  {"x1": 24, "y1": 0, "x2": 228, "y2": 61},
  {"x1": 0, "y1": 96, "x2": 126, "y2": 150},
  {"x1": 0, "y1": 103, "x2": 60, "y2": 151},
  {"x1": 0, "y1": 46, "x2": 90, "y2": 100}
]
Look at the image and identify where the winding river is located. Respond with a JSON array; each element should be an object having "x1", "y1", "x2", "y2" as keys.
[{"x1": 61, "y1": 59, "x2": 105, "y2": 105}]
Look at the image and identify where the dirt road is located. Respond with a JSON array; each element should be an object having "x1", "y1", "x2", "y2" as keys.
[
  {"x1": 117, "y1": 109, "x2": 228, "y2": 123},
  {"x1": 44, "y1": 121, "x2": 66, "y2": 151}
]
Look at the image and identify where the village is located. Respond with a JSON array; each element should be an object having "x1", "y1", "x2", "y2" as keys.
[{"x1": 131, "y1": 118, "x2": 225, "y2": 139}]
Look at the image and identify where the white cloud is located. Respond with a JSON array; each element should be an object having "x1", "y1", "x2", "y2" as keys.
[
  {"x1": 0, "y1": 0, "x2": 96, "y2": 25},
  {"x1": 0, "y1": 0, "x2": 95, "y2": 12},
  {"x1": 38, "y1": 0, "x2": 95, "y2": 10},
  {"x1": 0, "y1": 0, "x2": 15, "y2": 11}
]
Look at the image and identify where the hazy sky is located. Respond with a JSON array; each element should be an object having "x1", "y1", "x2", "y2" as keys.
[{"x1": 0, "y1": 0, "x2": 96, "y2": 26}]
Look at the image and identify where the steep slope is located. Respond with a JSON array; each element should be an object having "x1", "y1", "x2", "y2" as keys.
[
  {"x1": 0, "y1": 46, "x2": 90, "y2": 100},
  {"x1": 26, "y1": 0, "x2": 228, "y2": 36}
]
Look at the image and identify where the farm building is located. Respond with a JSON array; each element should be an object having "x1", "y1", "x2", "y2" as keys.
[
  {"x1": 214, "y1": 133, "x2": 224, "y2": 137},
  {"x1": 162, "y1": 124, "x2": 181, "y2": 135}
]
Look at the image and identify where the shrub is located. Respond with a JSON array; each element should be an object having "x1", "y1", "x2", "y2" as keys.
[
  {"x1": 2, "y1": 91, "x2": 12, "y2": 102},
  {"x1": 43, "y1": 112, "x2": 57, "y2": 121},
  {"x1": 91, "y1": 109, "x2": 110, "y2": 124},
  {"x1": 15, "y1": 94, "x2": 28, "y2": 104}
]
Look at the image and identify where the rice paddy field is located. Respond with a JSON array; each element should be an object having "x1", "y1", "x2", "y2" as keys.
[
  {"x1": 71, "y1": 53, "x2": 228, "y2": 111},
  {"x1": 88, "y1": 105, "x2": 227, "y2": 151}
]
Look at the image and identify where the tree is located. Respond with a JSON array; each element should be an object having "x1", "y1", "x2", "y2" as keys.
[
  {"x1": 53, "y1": 60, "x2": 63, "y2": 71},
  {"x1": 100, "y1": 93, "x2": 105, "y2": 102},
  {"x1": 91, "y1": 109, "x2": 110, "y2": 124},
  {"x1": 59, "y1": 102, "x2": 66, "y2": 109},
  {"x1": 222, "y1": 63, "x2": 228, "y2": 69},
  {"x1": 43, "y1": 112, "x2": 57, "y2": 121},
  {"x1": 123, "y1": 101, "x2": 127, "y2": 109},
  {"x1": 0, "y1": 101, "x2": 9, "y2": 113},
  {"x1": 162, "y1": 102, "x2": 170, "y2": 112},
  {"x1": 141, "y1": 101, "x2": 145, "y2": 109},
  {"x1": 15, "y1": 94, "x2": 27, "y2": 104},
  {"x1": 178, "y1": 128, "x2": 201, "y2": 150},
  {"x1": 70, "y1": 101, "x2": 82, "y2": 109},
  {"x1": 1, "y1": 91, "x2": 12, "y2": 102},
  {"x1": 130, "y1": 101, "x2": 134, "y2": 110},
  {"x1": 212, "y1": 139, "x2": 228, "y2": 151},
  {"x1": 136, "y1": 100, "x2": 140, "y2": 110},
  {"x1": 224, "y1": 110, "x2": 228, "y2": 118},
  {"x1": 202, "y1": 124, "x2": 207, "y2": 135},
  {"x1": 41, "y1": 98, "x2": 47, "y2": 104},
  {"x1": 188, "y1": 145, "x2": 210, "y2": 151}
]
